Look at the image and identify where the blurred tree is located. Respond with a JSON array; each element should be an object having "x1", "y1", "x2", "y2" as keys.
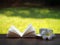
[{"x1": 0, "y1": 0, "x2": 60, "y2": 7}]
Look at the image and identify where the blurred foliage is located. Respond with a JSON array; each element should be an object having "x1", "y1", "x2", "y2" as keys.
[
  {"x1": 0, "y1": 0, "x2": 60, "y2": 7},
  {"x1": 0, "y1": 7, "x2": 60, "y2": 34}
]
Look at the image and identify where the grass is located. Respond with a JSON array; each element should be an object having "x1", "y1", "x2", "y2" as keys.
[{"x1": 0, "y1": 7, "x2": 60, "y2": 34}]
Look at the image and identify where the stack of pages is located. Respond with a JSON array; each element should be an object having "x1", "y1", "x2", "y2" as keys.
[{"x1": 7, "y1": 24, "x2": 36, "y2": 37}]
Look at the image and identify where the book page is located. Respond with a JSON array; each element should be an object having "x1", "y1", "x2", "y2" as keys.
[
  {"x1": 7, "y1": 25, "x2": 22, "y2": 37},
  {"x1": 22, "y1": 24, "x2": 36, "y2": 37}
]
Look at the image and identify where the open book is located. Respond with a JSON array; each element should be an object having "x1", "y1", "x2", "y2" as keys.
[{"x1": 7, "y1": 24, "x2": 36, "y2": 37}]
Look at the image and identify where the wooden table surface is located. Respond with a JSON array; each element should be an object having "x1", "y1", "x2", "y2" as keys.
[{"x1": 0, "y1": 34, "x2": 60, "y2": 45}]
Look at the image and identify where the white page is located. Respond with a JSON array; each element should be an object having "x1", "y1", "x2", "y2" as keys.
[
  {"x1": 7, "y1": 25, "x2": 23, "y2": 37},
  {"x1": 22, "y1": 24, "x2": 36, "y2": 37}
]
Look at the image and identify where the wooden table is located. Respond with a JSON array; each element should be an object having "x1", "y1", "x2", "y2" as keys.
[{"x1": 0, "y1": 34, "x2": 60, "y2": 45}]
